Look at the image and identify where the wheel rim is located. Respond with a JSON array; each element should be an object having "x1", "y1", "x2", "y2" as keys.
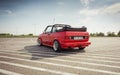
[{"x1": 53, "y1": 41, "x2": 58, "y2": 51}]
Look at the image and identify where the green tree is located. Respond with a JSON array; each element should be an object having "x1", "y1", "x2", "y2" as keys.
[
  {"x1": 90, "y1": 32, "x2": 105, "y2": 37},
  {"x1": 117, "y1": 31, "x2": 120, "y2": 37},
  {"x1": 97, "y1": 32, "x2": 104, "y2": 37},
  {"x1": 0, "y1": 33, "x2": 13, "y2": 37},
  {"x1": 90, "y1": 33, "x2": 94, "y2": 37},
  {"x1": 28, "y1": 34, "x2": 33, "y2": 36},
  {"x1": 107, "y1": 32, "x2": 116, "y2": 37}
]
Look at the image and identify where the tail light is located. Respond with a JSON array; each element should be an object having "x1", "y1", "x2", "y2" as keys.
[{"x1": 84, "y1": 36, "x2": 89, "y2": 39}]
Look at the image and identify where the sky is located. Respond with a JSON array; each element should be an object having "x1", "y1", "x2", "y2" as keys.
[{"x1": 0, "y1": 0, "x2": 120, "y2": 35}]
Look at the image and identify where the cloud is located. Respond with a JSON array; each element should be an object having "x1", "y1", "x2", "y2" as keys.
[
  {"x1": 0, "y1": 9, "x2": 12, "y2": 15},
  {"x1": 102, "y1": 3, "x2": 120, "y2": 14},
  {"x1": 79, "y1": 3, "x2": 120, "y2": 16},
  {"x1": 5, "y1": 10, "x2": 12, "y2": 14},
  {"x1": 57, "y1": 2, "x2": 64, "y2": 5},
  {"x1": 80, "y1": 17, "x2": 97, "y2": 25},
  {"x1": 80, "y1": 0, "x2": 94, "y2": 7},
  {"x1": 79, "y1": 8, "x2": 100, "y2": 15}
]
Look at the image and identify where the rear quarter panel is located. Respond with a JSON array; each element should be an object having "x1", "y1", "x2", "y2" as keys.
[{"x1": 49, "y1": 32, "x2": 66, "y2": 46}]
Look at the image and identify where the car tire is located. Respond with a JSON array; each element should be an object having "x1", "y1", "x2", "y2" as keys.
[
  {"x1": 53, "y1": 40, "x2": 61, "y2": 52},
  {"x1": 37, "y1": 38, "x2": 43, "y2": 46}
]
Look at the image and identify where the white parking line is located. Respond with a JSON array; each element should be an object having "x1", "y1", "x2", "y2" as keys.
[
  {"x1": 0, "y1": 51, "x2": 120, "y2": 69},
  {"x1": 1, "y1": 49, "x2": 120, "y2": 59},
  {"x1": 29, "y1": 50, "x2": 120, "y2": 58},
  {"x1": 95, "y1": 51, "x2": 120, "y2": 55},
  {"x1": 0, "y1": 69, "x2": 22, "y2": 75},
  {"x1": 1, "y1": 50, "x2": 120, "y2": 63},
  {"x1": 8, "y1": 51, "x2": 120, "y2": 63},
  {"x1": 1, "y1": 56, "x2": 120, "y2": 75},
  {"x1": 29, "y1": 51, "x2": 120, "y2": 60},
  {"x1": 23, "y1": 50, "x2": 120, "y2": 58},
  {"x1": 0, "y1": 60, "x2": 76, "y2": 75},
  {"x1": 71, "y1": 55, "x2": 120, "y2": 60},
  {"x1": 1, "y1": 50, "x2": 120, "y2": 60},
  {"x1": 83, "y1": 54, "x2": 120, "y2": 58}
]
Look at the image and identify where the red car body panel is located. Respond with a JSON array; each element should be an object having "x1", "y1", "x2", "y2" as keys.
[{"x1": 38, "y1": 24, "x2": 91, "y2": 49}]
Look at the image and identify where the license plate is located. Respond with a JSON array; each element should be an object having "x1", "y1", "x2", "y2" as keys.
[{"x1": 74, "y1": 36, "x2": 83, "y2": 40}]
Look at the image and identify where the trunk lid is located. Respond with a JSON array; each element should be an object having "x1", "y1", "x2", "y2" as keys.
[{"x1": 64, "y1": 31, "x2": 89, "y2": 42}]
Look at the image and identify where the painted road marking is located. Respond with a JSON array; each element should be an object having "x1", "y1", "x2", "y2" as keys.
[
  {"x1": 23, "y1": 50, "x2": 120, "y2": 60},
  {"x1": 82, "y1": 54, "x2": 120, "y2": 58},
  {"x1": 0, "y1": 61, "x2": 76, "y2": 75},
  {"x1": 0, "y1": 56, "x2": 120, "y2": 75},
  {"x1": 0, "y1": 50, "x2": 120, "y2": 64},
  {"x1": 1, "y1": 49, "x2": 120, "y2": 59},
  {"x1": 71, "y1": 55, "x2": 120, "y2": 60},
  {"x1": 10, "y1": 51, "x2": 120, "y2": 63},
  {"x1": 0, "y1": 69, "x2": 23, "y2": 75},
  {"x1": 0, "y1": 51, "x2": 120, "y2": 69}
]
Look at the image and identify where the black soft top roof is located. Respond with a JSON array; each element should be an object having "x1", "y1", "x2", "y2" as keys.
[
  {"x1": 53, "y1": 24, "x2": 71, "y2": 27},
  {"x1": 47, "y1": 24, "x2": 87, "y2": 32}
]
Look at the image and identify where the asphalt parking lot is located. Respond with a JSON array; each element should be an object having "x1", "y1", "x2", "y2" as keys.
[{"x1": 0, "y1": 37, "x2": 120, "y2": 75}]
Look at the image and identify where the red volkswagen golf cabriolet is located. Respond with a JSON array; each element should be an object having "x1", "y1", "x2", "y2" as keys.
[{"x1": 37, "y1": 24, "x2": 91, "y2": 52}]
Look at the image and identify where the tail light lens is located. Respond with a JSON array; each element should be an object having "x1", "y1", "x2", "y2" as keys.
[{"x1": 84, "y1": 36, "x2": 89, "y2": 39}]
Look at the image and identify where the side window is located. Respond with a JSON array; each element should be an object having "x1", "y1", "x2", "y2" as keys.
[
  {"x1": 45, "y1": 26, "x2": 52, "y2": 33},
  {"x1": 57, "y1": 27, "x2": 63, "y2": 30},
  {"x1": 52, "y1": 27, "x2": 63, "y2": 33},
  {"x1": 52, "y1": 27, "x2": 57, "y2": 33}
]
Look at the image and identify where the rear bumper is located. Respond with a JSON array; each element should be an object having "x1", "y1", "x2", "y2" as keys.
[{"x1": 60, "y1": 41, "x2": 91, "y2": 49}]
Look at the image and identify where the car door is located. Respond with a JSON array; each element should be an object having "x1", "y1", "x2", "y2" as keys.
[
  {"x1": 48, "y1": 26, "x2": 63, "y2": 46},
  {"x1": 43, "y1": 26, "x2": 52, "y2": 45},
  {"x1": 48, "y1": 26, "x2": 57, "y2": 46}
]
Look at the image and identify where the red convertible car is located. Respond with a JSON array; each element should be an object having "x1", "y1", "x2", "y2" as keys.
[{"x1": 37, "y1": 24, "x2": 91, "y2": 52}]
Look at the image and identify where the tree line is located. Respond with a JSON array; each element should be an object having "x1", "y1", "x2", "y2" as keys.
[
  {"x1": 0, "y1": 31, "x2": 120, "y2": 37},
  {"x1": 90, "y1": 31, "x2": 120, "y2": 37},
  {"x1": 0, "y1": 33, "x2": 36, "y2": 38}
]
